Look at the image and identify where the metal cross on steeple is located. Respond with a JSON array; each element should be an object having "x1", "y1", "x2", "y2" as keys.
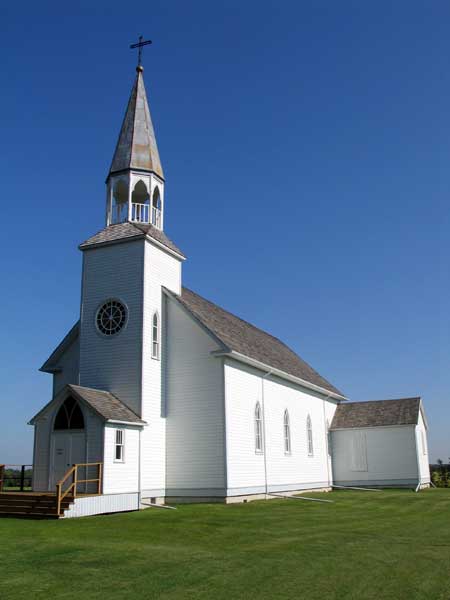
[{"x1": 130, "y1": 35, "x2": 152, "y2": 67}]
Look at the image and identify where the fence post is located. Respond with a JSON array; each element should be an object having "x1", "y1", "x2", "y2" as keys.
[
  {"x1": 0, "y1": 465, "x2": 4, "y2": 493},
  {"x1": 20, "y1": 465, "x2": 25, "y2": 492},
  {"x1": 56, "y1": 483, "x2": 61, "y2": 516}
]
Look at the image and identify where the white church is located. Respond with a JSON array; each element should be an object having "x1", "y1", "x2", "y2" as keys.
[{"x1": 14, "y1": 60, "x2": 430, "y2": 517}]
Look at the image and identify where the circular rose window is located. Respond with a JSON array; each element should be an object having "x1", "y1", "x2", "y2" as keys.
[{"x1": 96, "y1": 299, "x2": 127, "y2": 336}]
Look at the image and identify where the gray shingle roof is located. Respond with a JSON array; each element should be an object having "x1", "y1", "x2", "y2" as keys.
[
  {"x1": 173, "y1": 287, "x2": 343, "y2": 397},
  {"x1": 68, "y1": 384, "x2": 145, "y2": 424},
  {"x1": 79, "y1": 222, "x2": 185, "y2": 257},
  {"x1": 330, "y1": 397, "x2": 421, "y2": 429},
  {"x1": 109, "y1": 67, "x2": 163, "y2": 178}
]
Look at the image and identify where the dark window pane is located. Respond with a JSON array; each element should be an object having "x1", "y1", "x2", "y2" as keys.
[
  {"x1": 54, "y1": 404, "x2": 69, "y2": 430},
  {"x1": 54, "y1": 397, "x2": 85, "y2": 430},
  {"x1": 70, "y1": 402, "x2": 85, "y2": 429}
]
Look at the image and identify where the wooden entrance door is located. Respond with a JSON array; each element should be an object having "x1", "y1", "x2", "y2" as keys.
[{"x1": 51, "y1": 432, "x2": 86, "y2": 489}]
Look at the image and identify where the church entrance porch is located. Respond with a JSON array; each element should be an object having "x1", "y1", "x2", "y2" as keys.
[{"x1": 49, "y1": 395, "x2": 87, "y2": 489}]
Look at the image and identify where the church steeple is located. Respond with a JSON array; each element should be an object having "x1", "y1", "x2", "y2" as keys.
[
  {"x1": 106, "y1": 65, "x2": 165, "y2": 230},
  {"x1": 109, "y1": 66, "x2": 163, "y2": 179}
]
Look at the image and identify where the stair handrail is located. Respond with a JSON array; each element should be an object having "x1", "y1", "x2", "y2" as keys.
[{"x1": 56, "y1": 462, "x2": 103, "y2": 516}]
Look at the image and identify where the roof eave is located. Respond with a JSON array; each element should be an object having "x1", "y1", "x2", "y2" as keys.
[
  {"x1": 79, "y1": 228, "x2": 186, "y2": 261},
  {"x1": 106, "y1": 419, "x2": 146, "y2": 427},
  {"x1": 329, "y1": 423, "x2": 416, "y2": 431},
  {"x1": 40, "y1": 322, "x2": 79, "y2": 373},
  {"x1": 214, "y1": 349, "x2": 347, "y2": 401}
]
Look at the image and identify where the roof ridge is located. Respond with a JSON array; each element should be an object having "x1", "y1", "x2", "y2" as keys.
[
  {"x1": 181, "y1": 286, "x2": 335, "y2": 387},
  {"x1": 343, "y1": 397, "x2": 421, "y2": 406},
  {"x1": 69, "y1": 383, "x2": 110, "y2": 395},
  {"x1": 182, "y1": 286, "x2": 293, "y2": 347},
  {"x1": 180, "y1": 286, "x2": 343, "y2": 396}
]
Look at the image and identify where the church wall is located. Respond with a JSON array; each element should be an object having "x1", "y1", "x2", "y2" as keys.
[
  {"x1": 32, "y1": 417, "x2": 52, "y2": 491},
  {"x1": 331, "y1": 425, "x2": 419, "y2": 486},
  {"x1": 103, "y1": 424, "x2": 140, "y2": 494},
  {"x1": 165, "y1": 298, "x2": 226, "y2": 496},
  {"x1": 140, "y1": 240, "x2": 182, "y2": 495},
  {"x1": 53, "y1": 336, "x2": 80, "y2": 396},
  {"x1": 416, "y1": 410, "x2": 430, "y2": 484},
  {"x1": 224, "y1": 359, "x2": 337, "y2": 495},
  {"x1": 79, "y1": 240, "x2": 145, "y2": 416}
]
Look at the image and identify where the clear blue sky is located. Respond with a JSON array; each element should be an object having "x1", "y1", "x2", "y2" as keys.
[{"x1": 0, "y1": 1, "x2": 448, "y2": 464}]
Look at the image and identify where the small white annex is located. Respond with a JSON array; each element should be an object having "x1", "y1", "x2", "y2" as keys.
[
  {"x1": 23, "y1": 62, "x2": 430, "y2": 518},
  {"x1": 330, "y1": 398, "x2": 430, "y2": 490}
]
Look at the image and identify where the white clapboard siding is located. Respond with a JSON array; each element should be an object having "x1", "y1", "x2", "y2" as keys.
[
  {"x1": 165, "y1": 298, "x2": 226, "y2": 496},
  {"x1": 140, "y1": 239, "x2": 182, "y2": 495},
  {"x1": 32, "y1": 416, "x2": 52, "y2": 491},
  {"x1": 331, "y1": 425, "x2": 419, "y2": 486},
  {"x1": 224, "y1": 359, "x2": 337, "y2": 495},
  {"x1": 63, "y1": 493, "x2": 139, "y2": 518},
  {"x1": 53, "y1": 336, "x2": 80, "y2": 395},
  {"x1": 79, "y1": 240, "x2": 145, "y2": 416},
  {"x1": 102, "y1": 424, "x2": 140, "y2": 494},
  {"x1": 324, "y1": 398, "x2": 338, "y2": 484},
  {"x1": 416, "y1": 410, "x2": 430, "y2": 483}
]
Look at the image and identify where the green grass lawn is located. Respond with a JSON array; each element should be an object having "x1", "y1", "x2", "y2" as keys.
[{"x1": 1, "y1": 489, "x2": 450, "y2": 600}]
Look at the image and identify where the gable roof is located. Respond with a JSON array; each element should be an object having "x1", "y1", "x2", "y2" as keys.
[
  {"x1": 30, "y1": 384, "x2": 145, "y2": 425},
  {"x1": 79, "y1": 222, "x2": 185, "y2": 258},
  {"x1": 170, "y1": 287, "x2": 344, "y2": 397},
  {"x1": 40, "y1": 322, "x2": 79, "y2": 373},
  {"x1": 109, "y1": 66, "x2": 163, "y2": 179},
  {"x1": 41, "y1": 288, "x2": 344, "y2": 399},
  {"x1": 330, "y1": 397, "x2": 422, "y2": 430}
]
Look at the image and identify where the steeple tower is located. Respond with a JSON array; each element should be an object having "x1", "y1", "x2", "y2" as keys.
[{"x1": 106, "y1": 65, "x2": 165, "y2": 230}]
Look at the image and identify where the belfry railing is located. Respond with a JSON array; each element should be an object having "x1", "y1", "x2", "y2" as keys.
[
  {"x1": 130, "y1": 203, "x2": 161, "y2": 227},
  {"x1": 131, "y1": 202, "x2": 149, "y2": 223}
]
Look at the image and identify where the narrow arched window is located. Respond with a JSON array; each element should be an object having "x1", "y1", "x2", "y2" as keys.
[
  {"x1": 255, "y1": 402, "x2": 263, "y2": 453},
  {"x1": 54, "y1": 397, "x2": 85, "y2": 430},
  {"x1": 152, "y1": 312, "x2": 160, "y2": 359},
  {"x1": 151, "y1": 187, "x2": 162, "y2": 228},
  {"x1": 283, "y1": 410, "x2": 291, "y2": 454},
  {"x1": 307, "y1": 415, "x2": 314, "y2": 456}
]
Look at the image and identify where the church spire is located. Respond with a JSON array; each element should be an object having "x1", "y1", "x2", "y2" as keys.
[
  {"x1": 108, "y1": 66, "x2": 164, "y2": 179},
  {"x1": 106, "y1": 61, "x2": 165, "y2": 230}
]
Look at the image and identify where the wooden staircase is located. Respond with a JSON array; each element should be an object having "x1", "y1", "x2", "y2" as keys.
[
  {"x1": 0, "y1": 462, "x2": 103, "y2": 519},
  {"x1": 0, "y1": 493, "x2": 73, "y2": 519}
]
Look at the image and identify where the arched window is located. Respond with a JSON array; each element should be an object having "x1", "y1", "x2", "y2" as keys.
[
  {"x1": 112, "y1": 179, "x2": 128, "y2": 224},
  {"x1": 283, "y1": 410, "x2": 291, "y2": 454},
  {"x1": 307, "y1": 415, "x2": 314, "y2": 456},
  {"x1": 54, "y1": 397, "x2": 85, "y2": 430},
  {"x1": 131, "y1": 180, "x2": 150, "y2": 222},
  {"x1": 151, "y1": 187, "x2": 162, "y2": 228},
  {"x1": 255, "y1": 402, "x2": 263, "y2": 453},
  {"x1": 152, "y1": 312, "x2": 160, "y2": 359}
]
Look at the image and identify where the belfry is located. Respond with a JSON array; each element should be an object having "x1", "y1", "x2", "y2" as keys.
[{"x1": 107, "y1": 64, "x2": 164, "y2": 229}]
